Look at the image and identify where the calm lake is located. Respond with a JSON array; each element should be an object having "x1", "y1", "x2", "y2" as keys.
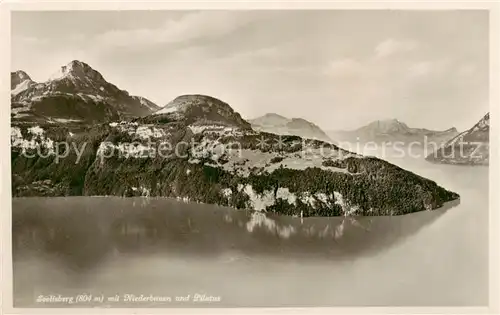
[{"x1": 12, "y1": 152, "x2": 489, "y2": 307}]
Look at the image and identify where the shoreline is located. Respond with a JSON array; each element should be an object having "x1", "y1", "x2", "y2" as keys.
[{"x1": 11, "y1": 194, "x2": 461, "y2": 218}]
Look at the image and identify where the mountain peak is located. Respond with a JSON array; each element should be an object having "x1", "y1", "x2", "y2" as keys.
[
  {"x1": 11, "y1": 70, "x2": 33, "y2": 90},
  {"x1": 359, "y1": 118, "x2": 410, "y2": 135},
  {"x1": 48, "y1": 60, "x2": 104, "y2": 82},
  {"x1": 426, "y1": 112, "x2": 489, "y2": 165},
  {"x1": 11, "y1": 60, "x2": 160, "y2": 122},
  {"x1": 248, "y1": 113, "x2": 331, "y2": 141},
  {"x1": 65, "y1": 60, "x2": 93, "y2": 73},
  {"x1": 157, "y1": 94, "x2": 222, "y2": 114},
  {"x1": 155, "y1": 94, "x2": 251, "y2": 129},
  {"x1": 68, "y1": 59, "x2": 88, "y2": 67},
  {"x1": 12, "y1": 70, "x2": 31, "y2": 81},
  {"x1": 248, "y1": 113, "x2": 290, "y2": 127},
  {"x1": 370, "y1": 118, "x2": 407, "y2": 127}
]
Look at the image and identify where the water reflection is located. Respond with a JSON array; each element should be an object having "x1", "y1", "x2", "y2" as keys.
[
  {"x1": 12, "y1": 156, "x2": 487, "y2": 308},
  {"x1": 12, "y1": 196, "x2": 459, "y2": 269}
]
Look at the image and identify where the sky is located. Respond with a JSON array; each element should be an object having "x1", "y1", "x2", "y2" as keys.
[{"x1": 11, "y1": 10, "x2": 489, "y2": 131}]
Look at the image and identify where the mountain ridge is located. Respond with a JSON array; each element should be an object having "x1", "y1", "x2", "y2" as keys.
[
  {"x1": 425, "y1": 112, "x2": 489, "y2": 165},
  {"x1": 328, "y1": 118, "x2": 459, "y2": 146},
  {"x1": 153, "y1": 94, "x2": 252, "y2": 129},
  {"x1": 11, "y1": 60, "x2": 160, "y2": 124},
  {"x1": 248, "y1": 113, "x2": 332, "y2": 142}
]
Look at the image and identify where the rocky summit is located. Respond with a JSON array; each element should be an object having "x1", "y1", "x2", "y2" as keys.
[{"x1": 11, "y1": 60, "x2": 160, "y2": 124}]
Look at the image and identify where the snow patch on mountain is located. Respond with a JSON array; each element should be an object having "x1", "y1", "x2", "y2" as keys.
[
  {"x1": 11, "y1": 71, "x2": 34, "y2": 91},
  {"x1": 48, "y1": 67, "x2": 70, "y2": 82},
  {"x1": 77, "y1": 93, "x2": 106, "y2": 103}
]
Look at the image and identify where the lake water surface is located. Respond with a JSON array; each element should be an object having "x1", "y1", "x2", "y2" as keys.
[{"x1": 12, "y1": 153, "x2": 489, "y2": 307}]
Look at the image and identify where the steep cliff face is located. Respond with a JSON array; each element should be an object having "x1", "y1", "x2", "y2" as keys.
[
  {"x1": 11, "y1": 95, "x2": 459, "y2": 216},
  {"x1": 425, "y1": 113, "x2": 489, "y2": 166}
]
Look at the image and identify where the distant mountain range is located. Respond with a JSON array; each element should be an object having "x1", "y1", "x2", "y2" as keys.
[
  {"x1": 328, "y1": 119, "x2": 459, "y2": 146},
  {"x1": 10, "y1": 69, "x2": 460, "y2": 216},
  {"x1": 248, "y1": 113, "x2": 332, "y2": 142},
  {"x1": 426, "y1": 113, "x2": 489, "y2": 166},
  {"x1": 11, "y1": 60, "x2": 160, "y2": 124}
]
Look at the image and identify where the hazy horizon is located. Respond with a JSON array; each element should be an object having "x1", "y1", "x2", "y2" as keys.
[{"x1": 11, "y1": 10, "x2": 489, "y2": 131}]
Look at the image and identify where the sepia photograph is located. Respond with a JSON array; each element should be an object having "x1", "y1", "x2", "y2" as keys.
[{"x1": 1, "y1": 2, "x2": 499, "y2": 313}]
